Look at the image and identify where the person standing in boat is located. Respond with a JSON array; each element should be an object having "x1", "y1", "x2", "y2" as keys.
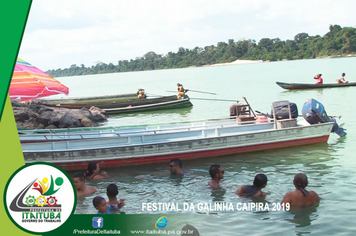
[
  {"x1": 86, "y1": 161, "x2": 110, "y2": 181},
  {"x1": 208, "y1": 164, "x2": 224, "y2": 189},
  {"x1": 281, "y1": 173, "x2": 320, "y2": 207},
  {"x1": 314, "y1": 74, "x2": 323, "y2": 85},
  {"x1": 235, "y1": 173, "x2": 268, "y2": 197},
  {"x1": 72, "y1": 172, "x2": 97, "y2": 198},
  {"x1": 169, "y1": 159, "x2": 184, "y2": 175},
  {"x1": 336, "y1": 73, "x2": 348, "y2": 84}
]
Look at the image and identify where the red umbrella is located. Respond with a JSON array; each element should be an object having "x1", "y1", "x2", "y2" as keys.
[{"x1": 10, "y1": 58, "x2": 69, "y2": 100}]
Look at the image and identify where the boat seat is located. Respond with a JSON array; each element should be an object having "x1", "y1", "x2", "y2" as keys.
[
  {"x1": 272, "y1": 100, "x2": 297, "y2": 129},
  {"x1": 231, "y1": 103, "x2": 255, "y2": 125}
]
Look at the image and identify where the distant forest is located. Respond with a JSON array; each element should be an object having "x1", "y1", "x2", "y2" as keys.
[{"x1": 47, "y1": 25, "x2": 356, "y2": 77}]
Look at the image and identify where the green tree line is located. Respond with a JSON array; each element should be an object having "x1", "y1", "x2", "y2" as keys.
[{"x1": 47, "y1": 25, "x2": 356, "y2": 77}]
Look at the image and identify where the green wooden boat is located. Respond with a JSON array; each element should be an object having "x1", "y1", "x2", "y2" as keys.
[
  {"x1": 38, "y1": 93, "x2": 137, "y2": 106},
  {"x1": 102, "y1": 96, "x2": 192, "y2": 114},
  {"x1": 37, "y1": 94, "x2": 192, "y2": 114}
]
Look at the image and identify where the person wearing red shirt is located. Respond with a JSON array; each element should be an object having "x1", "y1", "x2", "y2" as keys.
[{"x1": 314, "y1": 74, "x2": 323, "y2": 85}]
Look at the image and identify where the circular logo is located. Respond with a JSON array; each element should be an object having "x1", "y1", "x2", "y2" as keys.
[
  {"x1": 155, "y1": 216, "x2": 167, "y2": 228},
  {"x1": 4, "y1": 162, "x2": 76, "y2": 234}
]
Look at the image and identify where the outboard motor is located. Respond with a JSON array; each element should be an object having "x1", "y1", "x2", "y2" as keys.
[{"x1": 302, "y1": 98, "x2": 346, "y2": 137}]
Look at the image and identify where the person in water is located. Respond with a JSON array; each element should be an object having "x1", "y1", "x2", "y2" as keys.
[
  {"x1": 86, "y1": 161, "x2": 110, "y2": 180},
  {"x1": 314, "y1": 74, "x2": 323, "y2": 85},
  {"x1": 235, "y1": 173, "x2": 268, "y2": 197},
  {"x1": 336, "y1": 73, "x2": 348, "y2": 84},
  {"x1": 73, "y1": 172, "x2": 97, "y2": 198},
  {"x1": 208, "y1": 164, "x2": 224, "y2": 189},
  {"x1": 93, "y1": 196, "x2": 111, "y2": 214},
  {"x1": 169, "y1": 159, "x2": 184, "y2": 175},
  {"x1": 281, "y1": 173, "x2": 320, "y2": 207},
  {"x1": 106, "y1": 183, "x2": 126, "y2": 212}
]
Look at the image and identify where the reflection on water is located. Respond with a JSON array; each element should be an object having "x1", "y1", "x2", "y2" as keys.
[
  {"x1": 210, "y1": 188, "x2": 226, "y2": 202},
  {"x1": 168, "y1": 174, "x2": 184, "y2": 186},
  {"x1": 280, "y1": 87, "x2": 324, "y2": 95},
  {"x1": 316, "y1": 88, "x2": 324, "y2": 96},
  {"x1": 101, "y1": 106, "x2": 193, "y2": 126},
  {"x1": 113, "y1": 105, "x2": 193, "y2": 118},
  {"x1": 284, "y1": 204, "x2": 319, "y2": 228},
  {"x1": 328, "y1": 135, "x2": 347, "y2": 146}
]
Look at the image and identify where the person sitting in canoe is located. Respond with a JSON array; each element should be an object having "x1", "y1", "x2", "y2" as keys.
[
  {"x1": 137, "y1": 88, "x2": 147, "y2": 99},
  {"x1": 281, "y1": 173, "x2": 320, "y2": 207},
  {"x1": 177, "y1": 83, "x2": 189, "y2": 100},
  {"x1": 336, "y1": 73, "x2": 349, "y2": 84},
  {"x1": 208, "y1": 164, "x2": 224, "y2": 189},
  {"x1": 235, "y1": 173, "x2": 268, "y2": 197},
  {"x1": 314, "y1": 74, "x2": 323, "y2": 85},
  {"x1": 72, "y1": 172, "x2": 97, "y2": 198},
  {"x1": 86, "y1": 161, "x2": 110, "y2": 181}
]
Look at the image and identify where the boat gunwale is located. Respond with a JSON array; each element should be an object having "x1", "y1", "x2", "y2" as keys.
[
  {"x1": 19, "y1": 119, "x2": 254, "y2": 140},
  {"x1": 22, "y1": 122, "x2": 334, "y2": 153},
  {"x1": 18, "y1": 116, "x2": 245, "y2": 135},
  {"x1": 102, "y1": 97, "x2": 191, "y2": 112},
  {"x1": 37, "y1": 93, "x2": 138, "y2": 104},
  {"x1": 19, "y1": 123, "x2": 240, "y2": 141}
]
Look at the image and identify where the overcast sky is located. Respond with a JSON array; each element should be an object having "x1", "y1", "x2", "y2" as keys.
[{"x1": 18, "y1": 0, "x2": 356, "y2": 71}]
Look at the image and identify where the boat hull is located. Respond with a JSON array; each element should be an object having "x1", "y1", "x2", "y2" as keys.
[
  {"x1": 57, "y1": 135, "x2": 329, "y2": 171},
  {"x1": 40, "y1": 95, "x2": 193, "y2": 114},
  {"x1": 276, "y1": 81, "x2": 356, "y2": 90},
  {"x1": 22, "y1": 122, "x2": 333, "y2": 171},
  {"x1": 38, "y1": 93, "x2": 138, "y2": 106},
  {"x1": 103, "y1": 97, "x2": 192, "y2": 114}
]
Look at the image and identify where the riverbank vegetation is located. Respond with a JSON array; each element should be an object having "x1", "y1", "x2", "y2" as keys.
[{"x1": 47, "y1": 25, "x2": 356, "y2": 77}]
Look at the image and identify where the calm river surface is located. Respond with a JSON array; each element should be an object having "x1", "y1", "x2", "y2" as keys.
[{"x1": 54, "y1": 57, "x2": 356, "y2": 235}]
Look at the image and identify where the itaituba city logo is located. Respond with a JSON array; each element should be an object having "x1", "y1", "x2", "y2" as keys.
[
  {"x1": 4, "y1": 163, "x2": 76, "y2": 234},
  {"x1": 18, "y1": 176, "x2": 62, "y2": 210}
]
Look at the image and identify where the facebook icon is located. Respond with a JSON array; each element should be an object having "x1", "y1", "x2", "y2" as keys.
[{"x1": 92, "y1": 217, "x2": 104, "y2": 228}]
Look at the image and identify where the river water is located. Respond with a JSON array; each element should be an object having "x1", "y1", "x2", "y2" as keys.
[{"x1": 53, "y1": 57, "x2": 356, "y2": 235}]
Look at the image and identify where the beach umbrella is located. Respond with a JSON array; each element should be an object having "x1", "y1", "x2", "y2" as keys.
[{"x1": 9, "y1": 58, "x2": 69, "y2": 100}]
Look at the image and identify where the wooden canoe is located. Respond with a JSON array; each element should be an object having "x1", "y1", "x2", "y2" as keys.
[
  {"x1": 38, "y1": 93, "x2": 137, "y2": 105},
  {"x1": 39, "y1": 95, "x2": 193, "y2": 114},
  {"x1": 276, "y1": 81, "x2": 356, "y2": 90},
  {"x1": 102, "y1": 96, "x2": 192, "y2": 114}
]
